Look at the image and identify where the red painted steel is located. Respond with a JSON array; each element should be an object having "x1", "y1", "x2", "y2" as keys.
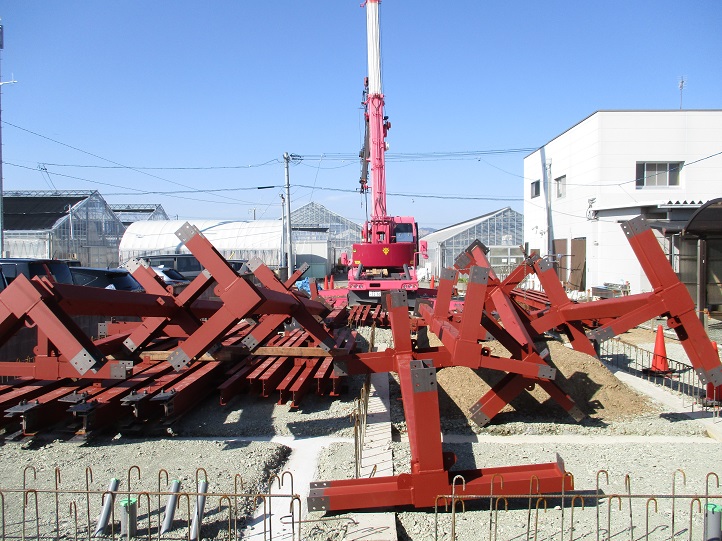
[
  {"x1": 310, "y1": 290, "x2": 572, "y2": 511},
  {"x1": 4, "y1": 381, "x2": 92, "y2": 435},
  {"x1": 312, "y1": 217, "x2": 722, "y2": 511},
  {"x1": 150, "y1": 360, "x2": 223, "y2": 420}
]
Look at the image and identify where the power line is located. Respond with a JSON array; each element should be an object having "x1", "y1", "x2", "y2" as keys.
[
  {"x1": 5, "y1": 162, "x2": 273, "y2": 205},
  {"x1": 36, "y1": 159, "x2": 282, "y2": 170},
  {"x1": 10, "y1": 148, "x2": 536, "y2": 170},
  {"x1": 5, "y1": 161, "x2": 523, "y2": 202},
  {"x1": 2, "y1": 120, "x2": 265, "y2": 205},
  {"x1": 291, "y1": 183, "x2": 522, "y2": 201}
]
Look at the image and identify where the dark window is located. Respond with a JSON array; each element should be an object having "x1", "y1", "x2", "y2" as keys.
[
  {"x1": 70, "y1": 269, "x2": 142, "y2": 291},
  {"x1": 154, "y1": 259, "x2": 175, "y2": 269},
  {"x1": 394, "y1": 223, "x2": 415, "y2": 243},
  {"x1": 160, "y1": 268, "x2": 187, "y2": 281},
  {"x1": 176, "y1": 257, "x2": 201, "y2": 272},
  {"x1": 28, "y1": 262, "x2": 73, "y2": 284},
  {"x1": 1, "y1": 264, "x2": 17, "y2": 282},
  {"x1": 636, "y1": 162, "x2": 682, "y2": 188},
  {"x1": 531, "y1": 180, "x2": 541, "y2": 198}
]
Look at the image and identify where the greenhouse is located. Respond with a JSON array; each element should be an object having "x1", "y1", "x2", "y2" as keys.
[
  {"x1": 3, "y1": 190, "x2": 126, "y2": 266},
  {"x1": 118, "y1": 219, "x2": 283, "y2": 268},
  {"x1": 109, "y1": 203, "x2": 169, "y2": 226},
  {"x1": 290, "y1": 202, "x2": 362, "y2": 267},
  {"x1": 420, "y1": 207, "x2": 524, "y2": 278}
]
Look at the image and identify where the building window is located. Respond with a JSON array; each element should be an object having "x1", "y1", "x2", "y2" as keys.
[
  {"x1": 555, "y1": 175, "x2": 566, "y2": 199},
  {"x1": 636, "y1": 162, "x2": 682, "y2": 188},
  {"x1": 531, "y1": 180, "x2": 540, "y2": 198}
]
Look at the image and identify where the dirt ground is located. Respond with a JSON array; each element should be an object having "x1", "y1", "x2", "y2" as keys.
[{"x1": 433, "y1": 335, "x2": 655, "y2": 425}]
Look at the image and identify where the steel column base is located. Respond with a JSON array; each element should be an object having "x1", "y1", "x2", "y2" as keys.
[{"x1": 308, "y1": 455, "x2": 571, "y2": 511}]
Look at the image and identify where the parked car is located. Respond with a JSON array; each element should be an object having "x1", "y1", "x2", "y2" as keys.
[
  {"x1": 0, "y1": 258, "x2": 74, "y2": 285},
  {"x1": 70, "y1": 267, "x2": 144, "y2": 292},
  {"x1": 141, "y1": 254, "x2": 204, "y2": 280},
  {"x1": 139, "y1": 254, "x2": 248, "y2": 281},
  {"x1": 152, "y1": 266, "x2": 191, "y2": 289}
]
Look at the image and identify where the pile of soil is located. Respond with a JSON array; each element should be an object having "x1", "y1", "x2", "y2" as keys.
[{"x1": 434, "y1": 336, "x2": 656, "y2": 426}]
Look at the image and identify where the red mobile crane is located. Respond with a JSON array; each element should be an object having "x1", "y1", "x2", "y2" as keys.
[{"x1": 346, "y1": 0, "x2": 426, "y2": 306}]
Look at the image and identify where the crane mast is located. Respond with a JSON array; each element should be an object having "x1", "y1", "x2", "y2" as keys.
[
  {"x1": 365, "y1": 0, "x2": 388, "y2": 224},
  {"x1": 347, "y1": 0, "x2": 422, "y2": 306}
]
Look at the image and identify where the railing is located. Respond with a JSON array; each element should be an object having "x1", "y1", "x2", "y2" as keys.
[
  {"x1": 598, "y1": 337, "x2": 706, "y2": 400},
  {"x1": 598, "y1": 336, "x2": 721, "y2": 417}
]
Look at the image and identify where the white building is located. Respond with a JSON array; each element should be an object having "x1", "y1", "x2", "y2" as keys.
[{"x1": 523, "y1": 110, "x2": 722, "y2": 302}]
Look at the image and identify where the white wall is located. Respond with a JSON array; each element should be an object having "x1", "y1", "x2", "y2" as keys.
[
  {"x1": 524, "y1": 110, "x2": 722, "y2": 294},
  {"x1": 294, "y1": 240, "x2": 333, "y2": 278}
]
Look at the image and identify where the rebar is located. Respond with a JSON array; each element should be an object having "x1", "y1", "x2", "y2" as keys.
[
  {"x1": 0, "y1": 465, "x2": 720, "y2": 541},
  {"x1": 429, "y1": 468, "x2": 722, "y2": 541}
]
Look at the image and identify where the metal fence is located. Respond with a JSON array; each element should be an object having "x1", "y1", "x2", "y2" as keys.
[
  {"x1": 598, "y1": 336, "x2": 721, "y2": 412},
  {"x1": 4, "y1": 466, "x2": 721, "y2": 541}
]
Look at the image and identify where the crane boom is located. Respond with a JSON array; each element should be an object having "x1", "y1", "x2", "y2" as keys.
[
  {"x1": 346, "y1": 0, "x2": 423, "y2": 306},
  {"x1": 365, "y1": 0, "x2": 388, "y2": 221}
]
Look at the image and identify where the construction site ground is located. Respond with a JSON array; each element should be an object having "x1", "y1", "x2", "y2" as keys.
[{"x1": 1, "y1": 325, "x2": 721, "y2": 540}]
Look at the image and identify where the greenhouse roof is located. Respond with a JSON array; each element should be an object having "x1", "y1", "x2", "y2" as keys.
[
  {"x1": 3, "y1": 191, "x2": 96, "y2": 231},
  {"x1": 421, "y1": 207, "x2": 515, "y2": 243},
  {"x1": 119, "y1": 219, "x2": 282, "y2": 256}
]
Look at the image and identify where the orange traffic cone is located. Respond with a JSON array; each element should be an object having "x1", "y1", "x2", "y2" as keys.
[
  {"x1": 330, "y1": 274, "x2": 334, "y2": 289},
  {"x1": 650, "y1": 325, "x2": 670, "y2": 373},
  {"x1": 706, "y1": 341, "x2": 721, "y2": 404},
  {"x1": 430, "y1": 275, "x2": 436, "y2": 289},
  {"x1": 324, "y1": 276, "x2": 329, "y2": 289}
]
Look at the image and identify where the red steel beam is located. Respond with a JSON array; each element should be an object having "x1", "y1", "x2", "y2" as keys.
[
  {"x1": 150, "y1": 360, "x2": 223, "y2": 419},
  {"x1": 4, "y1": 382, "x2": 92, "y2": 435},
  {"x1": 310, "y1": 290, "x2": 572, "y2": 511},
  {"x1": 68, "y1": 360, "x2": 171, "y2": 434},
  {"x1": 525, "y1": 217, "x2": 722, "y2": 387}
]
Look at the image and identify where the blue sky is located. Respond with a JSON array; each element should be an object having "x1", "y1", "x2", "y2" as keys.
[{"x1": 1, "y1": 1, "x2": 720, "y2": 230}]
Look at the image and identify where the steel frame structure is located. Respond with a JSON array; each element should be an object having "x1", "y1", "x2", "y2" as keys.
[
  {"x1": 310, "y1": 217, "x2": 722, "y2": 511},
  {"x1": 0, "y1": 217, "x2": 717, "y2": 509},
  {"x1": 0, "y1": 223, "x2": 350, "y2": 435},
  {"x1": 0, "y1": 223, "x2": 336, "y2": 381}
]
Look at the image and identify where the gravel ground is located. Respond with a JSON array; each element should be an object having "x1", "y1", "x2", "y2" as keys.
[
  {"x1": 310, "y1": 436, "x2": 722, "y2": 541},
  {"x1": 394, "y1": 438, "x2": 722, "y2": 541},
  {"x1": 171, "y1": 378, "x2": 363, "y2": 439},
  {"x1": 1, "y1": 323, "x2": 721, "y2": 541},
  {"x1": 0, "y1": 437, "x2": 290, "y2": 540},
  {"x1": 307, "y1": 326, "x2": 722, "y2": 540}
]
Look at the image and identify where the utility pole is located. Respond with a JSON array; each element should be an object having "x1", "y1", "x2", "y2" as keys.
[
  {"x1": 0, "y1": 21, "x2": 18, "y2": 258},
  {"x1": 283, "y1": 152, "x2": 294, "y2": 277},
  {"x1": 248, "y1": 208, "x2": 256, "y2": 220},
  {"x1": 279, "y1": 192, "x2": 287, "y2": 280},
  {"x1": 679, "y1": 76, "x2": 686, "y2": 110}
]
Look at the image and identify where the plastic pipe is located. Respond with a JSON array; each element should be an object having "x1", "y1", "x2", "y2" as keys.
[
  {"x1": 119, "y1": 497, "x2": 137, "y2": 538},
  {"x1": 160, "y1": 480, "x2": 181, "y2": 535},
  {"x1": 93, "y1": 478, "x2": 119, "y2": 537},
  {"x1": 705, "y1": 503, "x2": 722, "y2": 541},
  {"x1": 189, "y1": 480, "x2": 208, "y2": 541}
]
